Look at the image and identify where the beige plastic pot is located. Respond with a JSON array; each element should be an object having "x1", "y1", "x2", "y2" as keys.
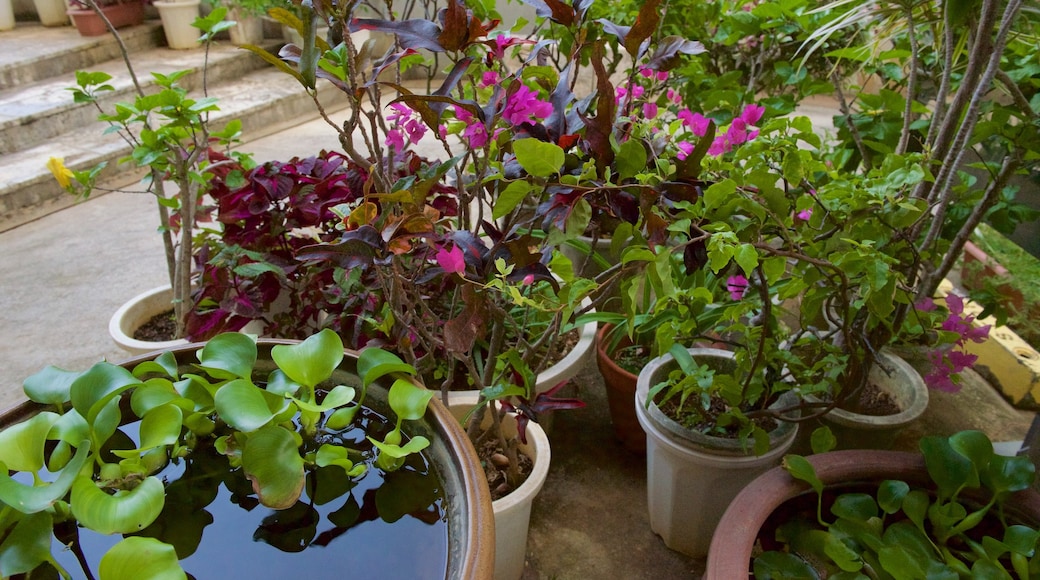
[
  {"x1": 635, "y1": 348, "x2": 799, "y2": 558},
  {"x1": 448, "y1": 391, "x2": 550, "y2": 580},
  {"x1": 154, "y1": 0, "x2": 201, "y2": 49}
]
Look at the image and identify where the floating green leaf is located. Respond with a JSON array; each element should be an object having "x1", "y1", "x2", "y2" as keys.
[
  {"x1": 214, "y1": 378, "x2": 290, "y2": 433},
  {"x1": 23, "y1": 366, "x2": 80, "y2": 406},
  {"x1": 0, "y1": 441, "x2": 90, "y2": 514},
  {"x1": 0, "y1": 512, "x2": 58, "y2": 578},
  {"x1": 388, "y1": 379, "x2": 432, "y2": 422},
  {"x1": 271, "y1": 328, "x2": 344, "y2": 388},
  {"x1": 196, "y1": 332, "x2": 257, "y2": 380},
  {"x1": 139, "y1": 404, "x2": 183, "y2": 451},
  {"x1": 0, "y1": 412, "x2": 60, "y2": 472},
  {"x1": 69, "y1": 362, "x2": 141, "y2": 425},
  {"x1": 71, "y1": 475, "x2": 164, "y2": 535},
  {"x1": 99, "y1": 537, "x2": 186, "y2": 580},
  {"x1": 357, "y1": 348, "x2": 415, "y2": 386},
  {"x1": 242, "y1": 426, "x2": 305, "y2": 509},
  {"x1": 293, "y1": 384, "x2": 355, "y2": 414}
]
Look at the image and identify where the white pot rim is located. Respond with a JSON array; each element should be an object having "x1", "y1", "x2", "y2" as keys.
[{"x1": 109, "y1": 284, "x2": 188, "y2": 356}]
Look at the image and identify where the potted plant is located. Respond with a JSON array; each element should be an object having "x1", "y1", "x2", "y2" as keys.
[
  {"x1": 706, "y1": 430, "x2": 1040, "y2": 578},
  {"x1": 32, "y1": 0, "x2": 68, "y2": 26},
  {"x1": 212, "y1": 0, "x2": 270, "y2": 45},
  {"x1": 51, "y1": 10, "x2": 253, "y2": 354},
  {"x1": 154, "y1": 0, "x2": 204, "y2": 49},
  {"x1": 0, "y1": 329, "x2": 494, "y2": 578},
  {"x1": 66, "y1": 0, "x2": 144, "y2": 36}
]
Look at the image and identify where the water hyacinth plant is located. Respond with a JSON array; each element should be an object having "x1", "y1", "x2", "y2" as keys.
[{"x1": 0, "y1": 330, "x2": 434, "y2": 578}]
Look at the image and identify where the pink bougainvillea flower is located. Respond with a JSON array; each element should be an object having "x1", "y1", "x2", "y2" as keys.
[
  {"x1": 480, "y1": 70, "x2": 500, "y2": 88},
  {"x1": 656, "y1": 70, "x2": 669, "y2": 82},
  {"x1": 726, "y1": 118, "x2": 749, "y2": 146},
  {"x1": 502, "y1": 85, "x2": 552, "y2": 126},
  {"x1": 708, "y1": 135, "x2": 730, "y2": 156},
  {"x1": 642, "y1": 102, "x2": 659, "y2": 120},
  {"x1": 915, "y1": 297, "x2": 937, "y2": 312},
  {"x1": 385, "y1": 128, "x2": 405, "y2": 150},
  {"x1": 639, "y1": 67, "x2": 653, "y2": 78},
  {"x1": 726, "y1": 275, "x2": 749, "y2": 301},
  {"x1": 739, "y1": 103, "x2": 765, "y2": 125},
  {"x1": 676, "y1": 140, "x2": 695, "y2": 161},
  {"x1": 522, "y1": 273, "x2": 535, "y2": 285},
  {"x1": 667, "y1": 88, "x2": 682, "y2": 104},
  {"x1": 386, "y1": 102, "x2": 427, "y2": 146},
  {"x1": 436, "y1": 244, "x2": 466, "y2": 275},
  {"x1": 678, "y1": 109, "x2": 710, "y2": 137},
  {"x1": 796, "y1": 208, "x2": 813, "y2": 221}
]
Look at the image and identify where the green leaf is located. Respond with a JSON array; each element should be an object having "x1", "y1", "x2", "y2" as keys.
[
  {"x1": 70, "y1": 362, "x2": 141, "y2": 425},
  {"x1": 753, "y1": 550, "x2": 821, "y2": 579},
  {"x1": 809, "y1": 426, "x2": 836, "y2": 454},
  {"x1": 242, "y1": 426, "x2": 305, "y2": 509},
  {"x1": 0, "y1": 441, "x2": 90, "y2": 514},
  {"x1": 0, "y1": 512, "x2": 57, "y2": 577},
  {"x1": 877, "y1": 480, "x2": 909, "y2": 514},
  {"x1": 734, "y1": 244, "x2": 759, "y2": 277},
  {"x1": 0, "y1": 412, "x2": 60, "y2": 472},
  {"x1": 357, "y1": 348, "x2": 415, "y2": 387},
  {"x1": 493, "y1": 180, "x2": 535, "y2": 220},
  {"x1": 271, "y1": 329, "x2": 344, "y2": 388},
  {"x1": 388, "y1": 378, "x2": 432, "y2": 422},
  {"x1": 921, "y1": 435, "x2": 976, "y2": 499},
  {"x1": 139, "y1": 404, "x2": 183, "y2": 451},
  {"x1": 513, "y1": 138, "x2": 564, "y2": 178},
  {"x1": 831, "y1": 493, "x2": 877, "y2": 521},
  {"x1": 293, "y1": 384, "x2": 356, "y2": 414},
  {"x1": 783, "y1": 455, "x2": 823, "y2": 496},
  {"x1": 71, "y1": 475, "x2": 165, "y2": 535},
  {"x1": 196, "y1": 332, "x2": 257, "y2": 380},
  {"x1": 99, "y1": 537, "x2": 186, "y2": 580},
  {"x1": 23, "y1": 365, "x2": 80, "y2": 406},
  {"x1": 704, "y1": 179, "x2": 736, "y2": 210},
  {"x1": 615, "y1": 139, "x2": 648, "y2": 180},
  {"x1": 369, "y1": 434, "x2": 430, "y2": 459},
  {"x1": 213, "y1": 378, "x2": 290, "y2": 433},
  {"x1": 325, "y1": 405, "x2": 360, "y2": 430}
]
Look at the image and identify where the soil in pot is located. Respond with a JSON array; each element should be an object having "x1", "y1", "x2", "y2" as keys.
[
  {"x1": 132, "y1": 308, "x2": 177, "y2": 341},
  {"x1": 475, "y1": 437, "x2": 535, "y2": 501},
  {"x1": 840, "y1": 381, "x2": 902, "y2": 416},
  {"x1": 26, "y1": 406, "x2": 449, "y2": 578}
]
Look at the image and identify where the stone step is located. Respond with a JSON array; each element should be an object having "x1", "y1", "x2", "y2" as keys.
[
  {"x1": 0, "y1": 22, "x2": 165, "y2": 91},
  {"x1": 0, "y1": 40, "x2": 284, "y2": 154},
  {"x1": 0, "y1": 67, "x2": 346, "y2": 232}
]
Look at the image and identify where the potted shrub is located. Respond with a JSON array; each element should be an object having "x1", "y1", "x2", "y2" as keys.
[
  {"x1": 66, "y1": 0, "x2": 145, "y2": 37},
  {"x1": 51, "y1": 10, "x2": 254, "y2": 354},
  {"x1": 706, "y1": 430, "x2": 1040, "y2": 578},
  {"x1": 0, "y1": 330, "x2": 494, "y2": 578}
]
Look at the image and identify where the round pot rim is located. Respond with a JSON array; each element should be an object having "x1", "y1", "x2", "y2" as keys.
[
  {"x1": 809, "y1": 349, "x2": 930, "y2": 427},
  {"x1": 635, "y1": 348, "x2": 799, "y2": 455},
  {"x1": 704, "y1": 449, "x2": 1040, "y2": 578},
  {"x1": 534, "y1": 298, "x2": 597, "y2": 392},
  {"x1": 109, "y1": 284, "x2": 189, "y2": 355},
  {"x1": 595, "y1": 323, "x2": 638, "y2": 382}
]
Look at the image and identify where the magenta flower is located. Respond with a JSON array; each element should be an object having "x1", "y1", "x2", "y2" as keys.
[
  {"x1": 678, "y1": 109, "x2": 710, "y2": 137},
  {"x1": 642, "y1": 102, "x2": 659, "y2": 120},
  {"x1": 667, "y1": 88, "x2": 682, "y2": 104},
  {"x1": 385, "y1": 102, "x2": 427, "y2": 147},
  {"x1": 676, "y1": 140, "x2": 695, "y2": 161},
  {"x1": 796, "y1": 208, "x2": 813, "y2": 221},
  {"x1": 436, "y1": 244, "x2": 466, "y2": 275},
  {"x1": 480, "y1": 70, "x2": 500, "y2": 88},
  {"x1": 455, "y1": 106, "x2": 488, "y2": 148},
  {"x1": 502, "y1": 85, "x2": 553, "y2": 126},
  {"x1": 739, "y1": 103, "x2": 765, "y2": 125},
  {"x1": 726, "y1": 275, "x2": 749, "y2": 301},
  {"x1": 386, "y1": 128, "x2": 405, "y2": 150}
]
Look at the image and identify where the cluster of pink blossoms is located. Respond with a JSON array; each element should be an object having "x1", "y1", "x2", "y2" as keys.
[
  {"x1": 385, "y1": 102, "x2": 427, "y2": 151},
  {"x1": 675, "y1": 103, "x2": 765, "y2": 158},
  {"x1": 916, "y1": 293, "x2": 991, "y2": 392}
]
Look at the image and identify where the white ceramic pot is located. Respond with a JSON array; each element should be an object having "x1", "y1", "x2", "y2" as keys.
[
  {"x1": 812, "y1": 348, "x2": 930, "y2": 450},
  {"x1": 228, "y1": 9, "x2": 263, "y2": 45},
  {"x1": 154, "y1": 0, "x2": 201, "y2": 49},
  {"x1": 635, "y1": 348, "x2": 799, "y2": 558},
  {"x1": 534, "y1": 301, "x2": 597, "y2": 395},
  {"x1": 448, "y1": 392, "x2": 550, "y2": 580},
  {"x1": 32, "y1": 0, "x2": 68, "y2": 26},
  {"x1": 109, "y1": 285, "x2": 189, "y2": 356},
  {"x1": 0, "y1": 0, "x2": 15, "y2": 31}
]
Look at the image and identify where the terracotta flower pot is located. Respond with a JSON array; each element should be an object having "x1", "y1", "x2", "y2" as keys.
[
  {"x1": 704, "y1": 449, "x2": 1040, "y2": 578},
  {"x1": 594, "y1": 324, "x2": 645, "y2": 453},
  {"x1": 67, "y1": 0, "x2": 144, "y2": 36}
]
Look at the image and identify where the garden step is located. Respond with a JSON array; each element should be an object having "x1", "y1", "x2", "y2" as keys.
[
  {"x1": 0, "y1": 68, "x2": 346, "y2": 232},
  {"x1": 0, "y1": 22, "x2": 164, "y2": 91},
  {"x1": 0, "y1": 40, "x2": 283, "y2": 155}
]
